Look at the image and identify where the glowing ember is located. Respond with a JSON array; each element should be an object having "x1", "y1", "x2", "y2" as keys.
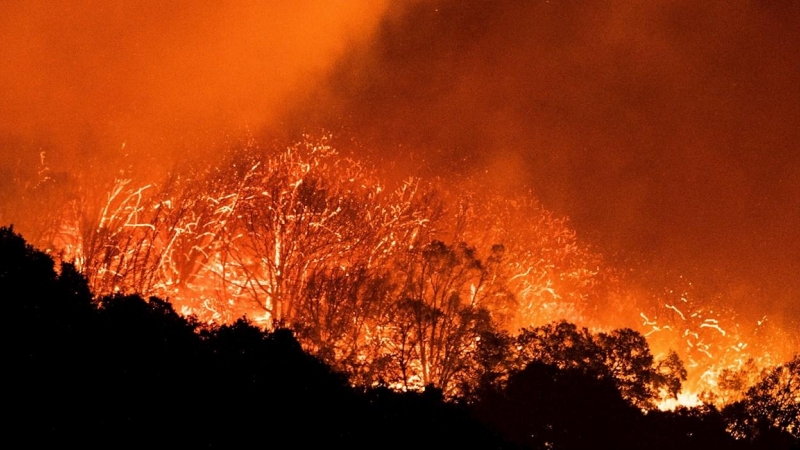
[{"x1": 2, "y1": 136, "x2": 796, "y2": 407}]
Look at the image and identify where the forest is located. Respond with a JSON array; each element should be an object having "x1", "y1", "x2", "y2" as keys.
[
  {"x1": 3, "y1": 224, "x2": 797, "y2": 449},
  {"x1": 3, "y1": 2, "x2": 799, "y2": 447}
]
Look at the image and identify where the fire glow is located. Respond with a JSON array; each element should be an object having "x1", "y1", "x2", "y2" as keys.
[
  {"x1": 2, "y1": 1, "x2": 799, "y2": 433},
  {"x1": 4, "y1": 136, "x2": 793, "y2": 407}
]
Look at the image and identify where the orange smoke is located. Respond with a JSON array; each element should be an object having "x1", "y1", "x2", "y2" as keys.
[
  {"x1": 0, "y1": 1, "x2": 388, "y2": 177},
  {"x1": 2, "y1": 0, "x2": 798, "y2": 408}
]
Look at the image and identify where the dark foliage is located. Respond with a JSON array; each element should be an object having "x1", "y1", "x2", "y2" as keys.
[
  {"x1": 722, "y1": 354, "x2": 800, "y2": 448},
  {"x1": 2, "y1": 226, "x2": 504, "y2": 448},
  {"x1": 475, "y1": 361, "x2": 642, "y2": 449},
  {"x1": 3, "y1": 226, "x2": 796, "y2": 449}
]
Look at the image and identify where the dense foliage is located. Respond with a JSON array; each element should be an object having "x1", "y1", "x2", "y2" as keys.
[{"x1": 2, "y1": 227, "x2": 797, "y2": 448}]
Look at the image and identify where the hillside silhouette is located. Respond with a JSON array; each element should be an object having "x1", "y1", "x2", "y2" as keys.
[{"x1": 2, "y1": 226, "x2": 796, "y2": 449}]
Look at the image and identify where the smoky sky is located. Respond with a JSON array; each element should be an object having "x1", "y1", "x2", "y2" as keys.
[
  {"x1": 0, "y1": 0, "x2": 388, "y2": 174},
  {"x1": 284, "y1": 0, "x2": 800, "y2": 323},
  {"x1": 2, "y1": 1, "x2": 799, "y2": 324}
]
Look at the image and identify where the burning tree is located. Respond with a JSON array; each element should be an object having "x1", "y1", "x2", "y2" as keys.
[
  {"x1": 213, "y1": 141, "x2": 381, "y2": 323},
  {"x1": 292, "y1": 265, "x2": 396, "y2": 385},
  {"x1": 227, "y1": 141, "x2": 445, "y2": 325},
  {"x1": 385, "y1": 240, "x2": 498, "y2": 394},
  {"x1": 0, "y1": 136, "x2": 634, "y2": 397},
  {"x1": 445, "y1": 189, "x2": 614, "y2": 331},
  {"x1": 41, "y1": 138, "x2": 434, "y2": 325}
]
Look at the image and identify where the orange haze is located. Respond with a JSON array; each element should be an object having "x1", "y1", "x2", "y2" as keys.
[
  {"x1": 0, "y1": 0, "x2": 388, "y2": 176},
  {"x1": 284, "y1": 1, "x2": 800, "y2": 330},
  {"x1": 1, "y1": 0, "x2": 797, "y2": 367}
]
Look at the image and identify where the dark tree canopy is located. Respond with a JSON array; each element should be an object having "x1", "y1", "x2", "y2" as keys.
[
  {"x1": 514, "y1": 320, "x2": 687, "y2": 409},
  {"x1": 3, "y1": 225, "x2": 797, "y2": 449},
  {"x1": 724, "y1": 354, "x2": 800, "y2": 445}
]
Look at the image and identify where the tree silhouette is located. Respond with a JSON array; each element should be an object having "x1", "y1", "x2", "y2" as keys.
[
  {"x1": 5, "y1": 224, "x2": 797, "y2": 448},
  {"x1": 387, "y1": 240, "x2": 499, "y2": 394},
  {"x1": 515, "y1": 320, "x2": 686, "y2": 408},
  {"x1": 292, "y1": 265, "x2": 396, "y2": 386},
  {"x1": 724, "y1": 354, "x2": 800, "y2": 444},
  {"x1": 597, "y1": 327, "x2": 680, "y2": 409},
  {"x1": 516, "y1": 320, "x2": 606, "y2": 374},
  {"x1": 475, "y1": 361, "x2": 641, "y2": 449}
]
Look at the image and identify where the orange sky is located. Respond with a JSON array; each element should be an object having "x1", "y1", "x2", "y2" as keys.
[
  {"x1": 1, "y1": 0, "x2": 799, "y2": 328},
  {"x1": 0, "y1": 0, "x2": 388, "y2": 174}
]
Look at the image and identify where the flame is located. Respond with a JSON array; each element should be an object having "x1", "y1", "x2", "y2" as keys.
[
  {"x1": 2, "y1": 136, "x2": 795, "y2": 405},
  {"x1": 657, "y1": 391, "x2": 703, "y2": 411}
]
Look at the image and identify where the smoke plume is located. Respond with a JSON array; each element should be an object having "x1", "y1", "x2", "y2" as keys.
[{"x1": 283, "y1": 0, "x2": 800, "y2": 325}]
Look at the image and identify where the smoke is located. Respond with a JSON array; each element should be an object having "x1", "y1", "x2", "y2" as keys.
[
  {"x1": 282, "y1": 0, "x2": 800, "y2": 324},
  {"x1": 2, "y1": 0, "x2": 799, "y2": 328},
  {"x1": 0, "y1": 0, "x2": 389, "y2": 176}
]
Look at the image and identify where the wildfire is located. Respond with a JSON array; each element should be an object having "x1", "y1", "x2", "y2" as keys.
[
  {"x1": 2, "y1": 136, "x2": 794, "y2": 406},
  {"x1": 638, "y1": 279, "x2": 796, "y2": 410},
  {"x1": 657, "y1": 391, "x2": 703, "y2": 411}
]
